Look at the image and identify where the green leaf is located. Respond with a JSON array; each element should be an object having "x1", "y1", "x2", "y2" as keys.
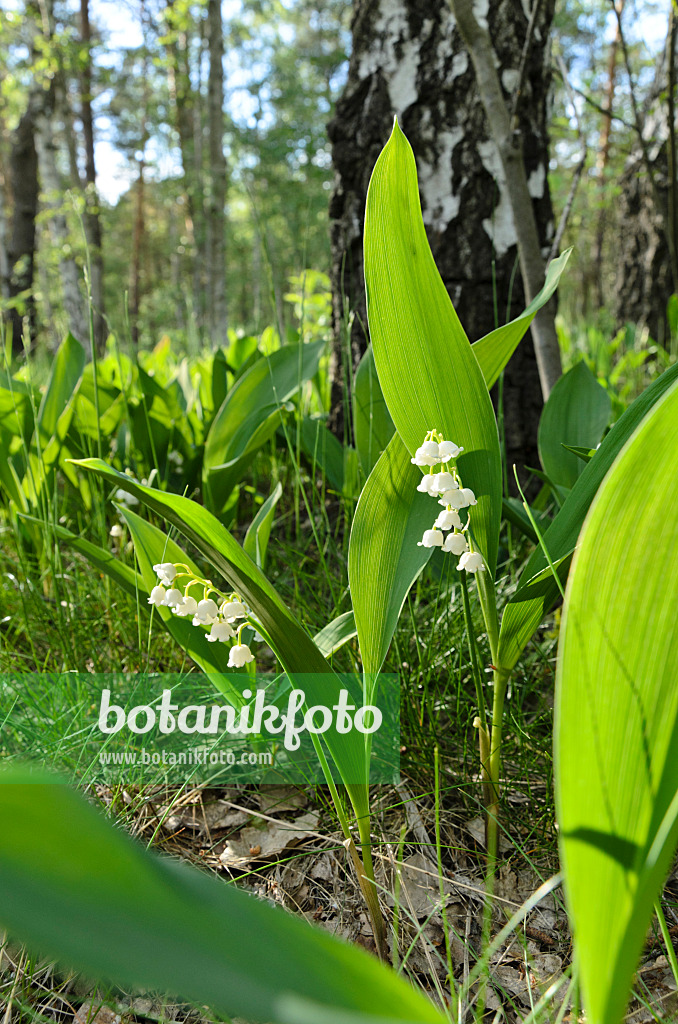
[
  {"x1": 470, "y1": 249, "x2": 572, "y2": 390},
  {"x1": 555, "y1": 377, "x2": 678, "y2": 1024},
  {"x1": 0, "y1": 769, "x2": 446, "y2": 1024},
  {"x1": 347, "y1": 253, "x2": 570, "y2": 679},
  {"x1": 538, "y1": 362, "x2": 611, "y2": 490},
  {"x1": 561, "y1": 444, "x2": 596, "y2": 463},
  {"x1": 120, "y1": 507, "x2": 249, "y2": 706},
  {"x1": 314, "y1": 611, "x2": 357, "y2": 658},
  {"x1": 211, "y1": 348, "x2": 229, "y2": 415},
  {"x1": 364, "y1": 120, "x2": 501, "y2": 576},
  {"x1": 243, "y1": 481, "x2": 283, "y2": 571},
  {"x1": 349, "y1": 433, "x2": 434, "y2": 676},
  {"x1": 36, "y1": 334, "x2": 86, "y2": 446},
  {"x1": 203, "y1": 340, "x2": 326, "y2": 514},
  {"x1": 497, "y1": 362, "x2": 678, "y2": 672},
  {"x1": 69, "y1": 459, "x2": 368, "y2": 801},
  {"x1": 353, "y1": 346, "x2": 395, "y2": 476}
]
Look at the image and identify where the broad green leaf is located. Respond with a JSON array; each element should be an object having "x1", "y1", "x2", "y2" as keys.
[
  {"x1": 349, "y1": 433, "x2": 434, "y2": 676},
  {"x1": 470, "y1": 249, "x2": 572, "y2": 389},
  {"x1": 70, "y1": 459, "x2": 369, "y2": 803},
  {"x1": 314, "y1": 610, "x2": 357, "y2": 658},
  {"x1": 364, "y1": 121, "x2": 501, "y2": 575},
  {"x1": 244, "y1": 481, "x2": 283, "y2": 571},
  {"x1": 0, "y1": 769, "x2": 446, "y2": 1024},
  {"x1": 347, "y1": 255, "x2": 567, "y2": 681},
  {"x1": 497, "y1": 362, "x2": 678, "y2": 672},
  {"x1": 555, "y1": 377, "x2": 678, "y2": 1024},
  {"x1": 36, "y1": 334, "x2": 86, "y2": 446},
  {"x1": 211, "y1": 348, "x2": 229, "y2": 415},
  {"x1": 120, "y1": 507, "x2": 249, "y2": 706},
  {"x1": 538, "y1": 361, "x2": 611, "y2": 490},
  {"x1": 203, "y1": 340, "x2": 326, "y2": 514},
  {"x1": 353, "y1": 346, "x2": 395, "y2": 476},
  {"x1": 0, "y1": 442, "x2": 28, "y2": 512},
  {"x1": 0, "y1": 383, "x2": 34, "y2": 441}
]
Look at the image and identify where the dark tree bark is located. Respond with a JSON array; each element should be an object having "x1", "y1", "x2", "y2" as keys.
[
  {"x1": 614, "y1": 143, "x2": 673, "y2": 345},
  {"x1": 79, "y1": 0, "x2": 106, "y2": 352},
  {"x1": 5, "y1": 106, "x2": 39, "y2": 356},
  {"x1": 328, "y1": 0, "x2": 556, "y2": 483},
  {"x1": 613, "y1": 18, "x2": 677, "y2": 347}
]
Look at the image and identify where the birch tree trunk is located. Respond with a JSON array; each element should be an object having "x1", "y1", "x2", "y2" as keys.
[{"x1": 328, "y1": 0, "x2": 557, "y2": 479}]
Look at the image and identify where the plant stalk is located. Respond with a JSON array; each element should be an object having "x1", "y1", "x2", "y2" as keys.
[{"x1": 353, "y1": 815, "x2": 388, "y2": 959}]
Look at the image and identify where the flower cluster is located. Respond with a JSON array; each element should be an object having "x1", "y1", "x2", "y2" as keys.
[
  {"x1": 148, "y1": 562, "x2": 259, "y2": 667},
  {"x1": 413, "y1": 431, "x2": 485, "y2": 573}
]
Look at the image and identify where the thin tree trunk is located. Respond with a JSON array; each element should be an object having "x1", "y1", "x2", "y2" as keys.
[
  {"x1": 613, "y1": 7, "x2": 678, "y2": 344},
  {"x1": 32, "y1": 84, "x2": 89, "y2": 347},
  {"x1": 165, "y1": 0, "x2": 203, "y2": 325},
  {"x1": 79, "y1": 0, "x2": 106, "y2": 352},
  {"x1": 592, "y1": 0, "x2": 622, "y2": 307},
  {"x1": 0, "y1": 135, "x2": 12, "y2": 303},
  {"x1": 129, "y1": 161, "x2": 145, "y2": 346},
  {"x1": 450, "y1": 0, "x2": 562, "y2": 398},
  {"x1": 206, "y1": 0, "x2": 227, "y2": 345},
  {"x1": 129, "y1": 3, "x2": 150, "y2": 347},
  {"x1": 5, "y1": 105, "x2": 39, "y2": 355}
]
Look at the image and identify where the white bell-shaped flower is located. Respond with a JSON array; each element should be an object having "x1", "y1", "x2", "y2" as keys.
[
  {"x1": 228, "y1": 643, "x2": 255, "y2": 667},
  {"x1": 220, "y1": 600, "x2": 248, "y2": 621},
  {"x1": 440, "y1": 488, "x2": 468, "y2": 509},
  {"x1": 460, "y1": 487, "x2": 477, "y2": 506},
  {"x1": 109, "y1": 524, "x2": 123, "y2": 538},
  {"x1": 434, "y1": 508, "x2": 462, "y2": 531},
  {"x1": 164, "y1": 588, "x2": 184, "y2": 609},
  {"x1": 417, "y1": 529, "x2": 444, "y2": 548},
  {"x1": 174, "y1": 595, "x2": 198, "y2": 618},
  {"x1": 193, "y1": 598, "x2": 219, "y2": 625},
  {"x1": 115, "y1": 488, "x2": 139, "y2": 507},
  {"x1": 443, "y1": 532, "x2": 468, "y2": 555},
  {"x1": 153, "y1": 562, "x2": 177, "y2": 586},
  {"x1": 437, "y1": 440, "x2": 463, "y2": 462},
  {"x1": 458, "y1": 551, "x2": 485, "y2": 573},
  {"x1": 411, "y1": 440, "x2": 440, "y2": 466},
  {"x1": 207, "y1": 620, "x2": 235, "y2": 643},
  {"x1": 429, "y1": 472, "x2": 456, "y2": 494},
  {"x1": 148, "y1": 585, "x2": 167, "y2": 606},
  {"x1": 417, "y1": 475, "x2": 438, "y2": 495}
]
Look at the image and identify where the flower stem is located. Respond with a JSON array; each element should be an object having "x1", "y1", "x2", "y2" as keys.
[{"x1": 460, "y1": 570, "x2": 487, "y2": 731}]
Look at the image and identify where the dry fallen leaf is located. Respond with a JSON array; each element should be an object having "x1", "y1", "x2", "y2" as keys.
[{"x1": 219, "y1": 811, "x2": 319, "y2": 866}]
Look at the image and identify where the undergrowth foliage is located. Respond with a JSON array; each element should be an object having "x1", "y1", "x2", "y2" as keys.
[{"x1": 0, "y1": 123, "x2": 678, "y2": 1024}]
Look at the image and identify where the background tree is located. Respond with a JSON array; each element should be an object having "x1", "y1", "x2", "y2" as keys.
[{"x1": 328, "y1": 0, "x2": 556, "y2": 481}]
